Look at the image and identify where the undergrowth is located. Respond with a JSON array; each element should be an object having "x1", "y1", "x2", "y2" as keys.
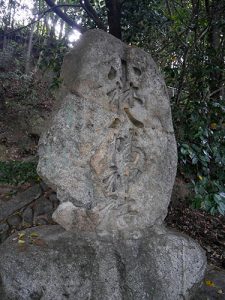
[{"x1": 0, "y1": 161, "x2": 39, "y2": 185}]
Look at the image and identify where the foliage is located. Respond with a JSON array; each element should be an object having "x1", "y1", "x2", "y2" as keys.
[
  {"x1": 0, "y1": 161, "x2": 39, "y2": 185},
  {"x1": 175, "y1": 97, "x2": 225, "y2": 214},
  {"x1": 38, "y1": 39, "x2": 68, "y2": 89}
]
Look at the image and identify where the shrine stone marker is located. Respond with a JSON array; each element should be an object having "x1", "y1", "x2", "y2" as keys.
[
  {"x1": 0, "y1": 30, "x2": 206, "y2": 300},
  {"x1": 38, "y1": 29, "x2": 177, "y2": 235}
]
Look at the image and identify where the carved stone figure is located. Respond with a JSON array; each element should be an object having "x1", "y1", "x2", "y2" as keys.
[{"x1": 37, "y1": 29, "x2": 177, "y2": 235}]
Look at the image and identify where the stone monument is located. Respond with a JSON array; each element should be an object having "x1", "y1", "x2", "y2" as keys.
[
  {"x1": 0, "y1": 30, "x2": 206, "y2": 300},
  {"x1": 38, "y1": 29, "x2": 177, "y2": 235}
]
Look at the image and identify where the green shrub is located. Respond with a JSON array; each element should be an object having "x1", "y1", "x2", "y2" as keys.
[
  {"x1": 173, "y1": 98, "x2": 225, "y2": 214},
  {"x1": 0, "y1": 161, "x2": 39, "y2": 185}
]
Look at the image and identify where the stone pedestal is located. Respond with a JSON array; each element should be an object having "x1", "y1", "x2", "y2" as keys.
[{"x1": 0, "y1": 226, "x2": 206, "y2": 300}]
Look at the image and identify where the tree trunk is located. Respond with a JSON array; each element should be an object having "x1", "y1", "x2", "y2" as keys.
[
  {"x1": 105, "y1": 0, "x2": 122, "y2": 39},
  {"x1": 205, "y1": 0, "x2": 225, "y2": 99},
  {"x1": 25, "y1": 22, "x2": 35, "y2": 74}
]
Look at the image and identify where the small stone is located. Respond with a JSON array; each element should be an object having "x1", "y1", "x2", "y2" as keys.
[
  {"x1": 7, "y1": 214, "x2": 22, "y2": 227},
  {"x1": 39, "y1": 181, "x2": 49, "y2": 192},
  {"x1": 49, "y1": 193, "x2": 60, "y2": 208},
  {"x1": 52, "y1": 202, "x2": 76, "y2": 231},
  {"x1": 0, "y1": 223, "x2": 9, "y2": 243},
  {"x1": 34, "y1": 217, "x2": 48, "y2": 226},
  {"x1": 33, "y1": 196, "x2": 53, "y2": 217},
  {"x1": 22, "y1": 207, "x2": 33, "y2": 224},
  {"x1": 0, "y1": 184, "x2": 42, "y2": 223}
]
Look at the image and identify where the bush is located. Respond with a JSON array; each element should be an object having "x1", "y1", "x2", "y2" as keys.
[
  {"x1": 173, "y1": 97, "x2": 225, "y2": 214},
  {"x1": 0, "y1": 161, "x2": 39, "y2": 185}
]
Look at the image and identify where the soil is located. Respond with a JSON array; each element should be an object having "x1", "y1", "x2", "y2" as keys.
[{"x1": 166, "y1": 201, "x2": 225, "y2": 269}]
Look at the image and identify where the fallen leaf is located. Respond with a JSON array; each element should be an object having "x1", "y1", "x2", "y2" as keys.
[
  {"x1": 18, "y1": 232, "x2": 25, "y2": 239},
  {"x1": 30, "y1": 232, "x2": 39, "y2": 238},
  {"x1": 205, "y1": 280, "x2": 216, "y2": 287},
  {"x1": 18, "y1": 239, "x2": 25, "y2": 245}
]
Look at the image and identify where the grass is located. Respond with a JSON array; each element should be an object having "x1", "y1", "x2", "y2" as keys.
[{"x1": 0, "y1": 161, "x2": 40, "y2": 185}]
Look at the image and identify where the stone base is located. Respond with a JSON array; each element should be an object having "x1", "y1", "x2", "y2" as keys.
[{"x1": 0, "y1": 225, "x2": 206, "y2": 300}]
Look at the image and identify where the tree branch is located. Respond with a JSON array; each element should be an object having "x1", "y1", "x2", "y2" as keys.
[
  {"x1": 79, "y1": 0, "x2": 106, "y2": 31},
  {"x1": 1, "y1": 4, "x2": 85, "y2": 38},
  {"x1": 44, "y1": 0, "x2": 85, "y2": 32}
]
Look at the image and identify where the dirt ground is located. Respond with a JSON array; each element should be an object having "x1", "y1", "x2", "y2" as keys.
[{"x1": 166, "y1": 201, "x2": 225, "y2": 269}]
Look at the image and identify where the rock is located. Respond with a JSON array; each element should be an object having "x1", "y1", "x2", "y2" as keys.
[
  {"x1": 191, "y1": 265, "x2": 225, "y2": 300},
  {"x1": 0, "y1": 184, "x2": 42, "y2": 223},
  {"x1": 33, "y1": 217, "x2": 48, "y2": 225},
  {"x1": 49, "y1": 192, "x2": 60, "y2": 209},
  {"x1": 22, "y1": 207, "x2": 33, "y2": 224},
  {"x1": 38, "y1": 29, "x2": 177, "y2": 234},
  {"x1": 52, "y1": 201, "x2": 98, "y2": 231},
  {"x1": 0, "y1": 226, "x2": 206, "y2": 300},
  {"x1": 28, "y1": 114, "x2": 45, "y2": 136},
  {"x1": 7, "y1": 213, "x2": 22, "y2": 227},
  {"x1": 33, "y1": 196, "x2": 53, "y2": 217},
  {"x1": 0, "y1": 30, "x2": 207, "y2": 299},
  {"x1": 0, "y1": 223, "x2": 9, "y2": 243},
  {"x1": 39, "y1": 181, "x2": 49, "y2": 192}
]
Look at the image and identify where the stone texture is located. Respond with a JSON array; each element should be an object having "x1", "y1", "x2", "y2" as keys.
[
  {"x1": 33, "y1": 196, "x2": 53, "y2": 217},
  {"x1": 22, "y1": 207, "x2": 33, "y2": 224},
  {"x1": 191, "y1": 265, "x2": 225, "y2": 299},
  {"x1": 0, "y1": 225, "x2": 206, "y2": 300},
  {"x1": 38, "y1": 29, "x2": 177, "y2": 235},
  {"x1": 49, "y1": 192, "x2": 60, "y2": 209},
  {"x1": 7, "y1": 213, "x2": 22, "y2": 227},
  {"x1": 0, "y1": 183, "x2": 59, "y2": 243},
  {"x1": 0, "y1": 223, "x2": 9, "y2": 243},
  {"x1": 0, "y1": 184, "x2": 41, "y2": 222}
]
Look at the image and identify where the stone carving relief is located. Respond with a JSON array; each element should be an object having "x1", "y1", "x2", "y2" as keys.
[
  {"x1": 37, "y1": 29, "x2": 178, "y2": 233},
  {"x1": 91, "y1": 57, "x2": 147, "y2": 200},
  {"x1": 91, "y1": 127, "x2": 145, "y2": 199}
]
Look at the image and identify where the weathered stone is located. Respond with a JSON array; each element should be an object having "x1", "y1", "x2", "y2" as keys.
[
  {"x1": 0, "y1": 226, "x2": 206, "y2": 300},
  {"x1": 191, "y1": 265, "x2": 225, "y2": 300},
  {"x1": 49, "y1": 192, "x2": 60, "y2": 209},
  {"x1": 22, "y1": 207, "x2": 33, "y2": 224},
  {"x1": 0, "y1": 223, "x2": 9, "y2": 243},
  {"x1": 52, "y1": 201, "x2": 99, "y2": 231},
  {"x1": 7, "y1": 213, "x2": 22, "y2": 227},
  {"x1": 39, "y1": 181, "x2": 49, "y2": 192},
  {"x1": 33, "y1": 217, "x2": 48, "y2": 225},
  {"x1": 0, "y1": 184, "x2": 42, "y2": 222},
  {"x1": 33, "y1": 196, "x2": 53, "y2": 217},
  {"x1": 38, "y1": 29, "x2": 177, "y2": 235}
]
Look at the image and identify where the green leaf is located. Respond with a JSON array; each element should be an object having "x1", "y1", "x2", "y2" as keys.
[{"x1": 214, "y1": 194, "x2": 223, "y2": 204}]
